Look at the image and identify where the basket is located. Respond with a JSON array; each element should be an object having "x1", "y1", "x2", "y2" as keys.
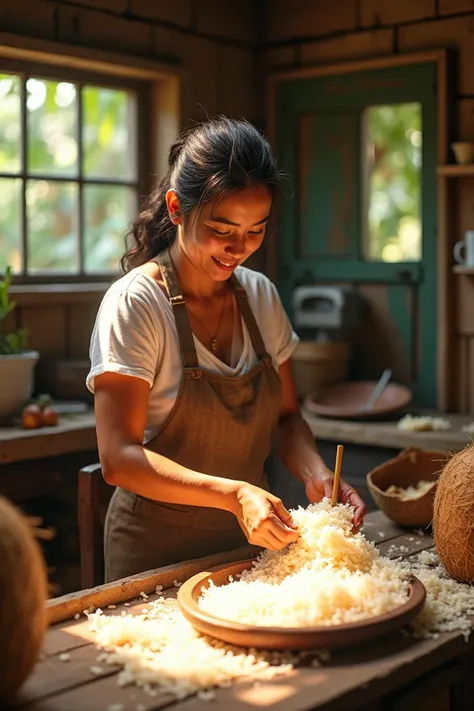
[{"x1": 366, "y1": 448, "x2": 448, "y2": 528}]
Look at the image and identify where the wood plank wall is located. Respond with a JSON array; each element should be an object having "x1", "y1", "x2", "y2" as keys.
[
  {"x1": 260, "y1": 0, "x2": 474, "y2": 413},
  {"x1": 2, "y1": 0, "x2": 259, "y2": 399}
]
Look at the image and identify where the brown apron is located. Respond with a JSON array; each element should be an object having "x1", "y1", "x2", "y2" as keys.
[{"x1": 104, "y1": 249, "x2": 282, "y2": 582}]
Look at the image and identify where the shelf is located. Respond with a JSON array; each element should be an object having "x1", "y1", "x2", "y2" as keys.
[
  {"x1": 453, "y1": 266, "x2": 474, "y2": 274},
  {"x1": 437, "y1": 164, "x2": 474, "y2": 177}
]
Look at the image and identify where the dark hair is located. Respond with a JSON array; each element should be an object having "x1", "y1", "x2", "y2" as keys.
[{"x1": 121, "y1": 116, "x2": 283, "y2": 272}]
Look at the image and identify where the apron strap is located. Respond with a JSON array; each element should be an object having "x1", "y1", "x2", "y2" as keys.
[
  {"x1": 157, "y1": 249, "x2": 199, "y2": 369},
  {"x1": 230, "y1": 274, "x2": 269, "y2": 361}
]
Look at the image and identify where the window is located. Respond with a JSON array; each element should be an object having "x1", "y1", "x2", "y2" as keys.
[
  {"x1": 363, "y1": 102, "x2": 422, "y2": 263},
  {"x1": 0, "y1": 69, "x2": 143, "y2": 279}
]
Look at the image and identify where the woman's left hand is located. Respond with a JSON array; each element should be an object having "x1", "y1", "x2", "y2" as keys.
[{"x1": 305, "y1": 465, "x2": 367, "y2": 530}]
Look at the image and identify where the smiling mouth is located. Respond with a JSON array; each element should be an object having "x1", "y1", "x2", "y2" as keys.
[{"x1": 212, "y1": 256, "x2": 238, "y2": 270}]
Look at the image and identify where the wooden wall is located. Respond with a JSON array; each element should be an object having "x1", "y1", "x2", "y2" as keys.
[
  {"x1": 1, "y1": 0, "x2": 258, "y2": 397},
  {"x1": 260, "y1": 0, "x2": 474, "y2": 412}
]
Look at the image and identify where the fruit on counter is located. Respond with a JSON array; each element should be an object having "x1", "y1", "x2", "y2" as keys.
[
  {"x1": 40, "y1": 406, "x2": 58, "y2": 427},
  {"x1": 21, "y1": 404, "x2": 43, "y2": 429},
  {"x1": 21, "y1": 394, "x2": 59, "y2": 429}
]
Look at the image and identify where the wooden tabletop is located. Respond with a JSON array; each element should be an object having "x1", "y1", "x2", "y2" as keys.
[
  {"x1": 0, "y1": 411, "x2": 96, "y2": 465},
  {"x1": 302, "y1": 408, "x2": 474, "y2": 452},
  {"x1": 12, "y1": 511, "x2": 474, "y2": 711},
  {"x1": 1, "y1": 405, "x2": 472, "y2": 467}
]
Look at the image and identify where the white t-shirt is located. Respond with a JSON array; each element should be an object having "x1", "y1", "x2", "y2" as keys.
[{"x1": 87, "y1": 265, "x2": 299, "y2": 443}]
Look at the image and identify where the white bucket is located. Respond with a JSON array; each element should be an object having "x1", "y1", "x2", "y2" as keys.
[{"x1": 0, "y1": 351, "x2": 39, "y2": 419}]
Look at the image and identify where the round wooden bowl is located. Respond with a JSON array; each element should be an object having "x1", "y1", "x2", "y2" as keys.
[
  {"x1": 303, "y1": 381, "x2": 412, "y2": 420},
  {"x1": 177, "y1": 559, "x2": 426, "y2": 651},
  {"x1": 367, "y1": 448, "x2": 448, "y2": 528}
]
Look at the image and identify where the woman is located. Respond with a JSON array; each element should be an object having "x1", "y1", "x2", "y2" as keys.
[{"x1": 87, "y1": 116, "x2": 366, "y2": 582}]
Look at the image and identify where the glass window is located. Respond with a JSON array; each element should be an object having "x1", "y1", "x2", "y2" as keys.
[
  {"x1": 0, "y1": 72, "x2": 139, "y2": 277},
  {"x1": 363, "y1": 102, "x2": 422, "y2": 263}
]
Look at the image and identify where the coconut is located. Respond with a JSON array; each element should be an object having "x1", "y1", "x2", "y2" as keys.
[
  {"x1": 0, "y1": 496, "x2": 48, "y2": 704},
  {"x1": 433, "y1": 444, "x2": 474, "y2": 584}
]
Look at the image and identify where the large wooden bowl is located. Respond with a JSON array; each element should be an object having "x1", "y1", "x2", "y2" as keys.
[
  {"x1": 303, "y1": 381, "x2": 412, "y2": 420},
  {"x1": 367, "y1": 448, "x2": 447, "y2": 528},
  {"x1": 177, "y1": 559, "x2": 426, "y2": 651}
]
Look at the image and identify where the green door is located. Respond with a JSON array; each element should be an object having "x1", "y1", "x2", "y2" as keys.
[{"x1": 275, "y1": 62, "x2": 437, "y2": 407}]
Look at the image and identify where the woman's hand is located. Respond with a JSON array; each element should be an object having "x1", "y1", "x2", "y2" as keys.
[
  {"x1": 305, "y1": 465, "x2": 367, "y2": 530},
  {"x1": 232, "y1": 483, "x2": 299, "y2": 551}
]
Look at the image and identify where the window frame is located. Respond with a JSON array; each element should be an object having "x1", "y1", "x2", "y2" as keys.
[{"x1": 0, "y1": 39, "x2": 181, "y2": 287}]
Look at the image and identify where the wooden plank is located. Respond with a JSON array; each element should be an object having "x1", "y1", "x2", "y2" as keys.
[
  {"x1": 301, "y1": 29, "x2": 393, "y2": 65},
  {"x1": 22, "y1": 672, "x2": 172, "y2": 711},
  {"x1": 0, "y1": 411, "x2": 97, "y2": 465},
  {"x1": 17, "y1": 644, "x2": 121, "y2": 706},
  {"x1": 47, "y1": 544, "x2": 258, "y2": 624},
  {"x1": 68, "y1": 303, "x2": 101, "y2": 359},
  {"x1": 19, "y1": 306, "x2": 67, "y2": 358},
  {"x1": 302, "y1": 408, "x2": 474, "y2": 452},
  {"x1": 360, "y1": 0, "x2": 435, "y2": 26}
]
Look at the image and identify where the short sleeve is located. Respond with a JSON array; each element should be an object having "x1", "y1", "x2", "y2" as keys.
[
  {"x1": 86, "y1": 289, "x2": 160, "y2": 393},
  {"x1": 263, "y1": 279, "x2": 300, "y2": 366}
]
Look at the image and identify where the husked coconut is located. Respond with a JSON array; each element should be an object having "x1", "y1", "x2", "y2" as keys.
[
  {"x1": 0, "y1": 496, "x2": 48, "y2": 704},
  {"x1": 433, "y1": 445, "x2": 474, "y2": 584}
]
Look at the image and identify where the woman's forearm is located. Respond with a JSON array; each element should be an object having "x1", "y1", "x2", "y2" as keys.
[
  {"x1": 275, "y1": 412, "x2": 327, "y2": 484},
  {"x1": 102, "y1": 444, "x2": 241, "y2": 513}
]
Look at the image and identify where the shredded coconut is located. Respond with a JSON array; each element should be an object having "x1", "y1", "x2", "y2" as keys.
[
  {"x1": 397, "y1": 415, "x2": 451, "y2": 431},
  {"x1": 385, "y1": 480, "x2": 436, "y2": 500},
  {"x1": 87, "y1": 501, "x2": 474, "y2": 702},
  {"x1": 199, "y1": 501, "x2": 410, "y2": 627}
]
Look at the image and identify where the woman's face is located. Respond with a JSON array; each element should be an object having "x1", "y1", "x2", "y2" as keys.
[{"x1": 169, "y1": 184, "x2": 272, "y2": 283}]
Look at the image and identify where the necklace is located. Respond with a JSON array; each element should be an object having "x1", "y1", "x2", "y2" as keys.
[
  {"x1": 186, "y1": 290, "x2": 229, "y2": 352},
  {"x1": 168, "y1": 250, "x2": 229, "y2": 353}
]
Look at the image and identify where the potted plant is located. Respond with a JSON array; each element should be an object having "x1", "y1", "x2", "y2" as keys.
[{"x1": 0, "y1": 266, "x2": 39, "y2": 421}]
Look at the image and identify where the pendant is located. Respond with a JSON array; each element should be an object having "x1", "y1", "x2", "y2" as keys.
[{"x1": 211, "y1": 338, "x2": 217, "y2": 352}]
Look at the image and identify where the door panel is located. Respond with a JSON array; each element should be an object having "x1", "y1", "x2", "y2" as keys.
[{"x1": 275, "y1": 62, "x2": 437, "y2": 406}]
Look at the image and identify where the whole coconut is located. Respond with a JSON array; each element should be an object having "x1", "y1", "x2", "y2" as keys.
[
  {"x1": 433, "y1": 444, "x2": 474, "y2": 584},
  {"x1": 0, "y1": 496, "x2": 48, "y2": 704}
]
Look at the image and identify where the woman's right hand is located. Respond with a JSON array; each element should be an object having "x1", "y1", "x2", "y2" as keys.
[{"x1": 231, "y1": 483, "x2": 299, "y2": 551}]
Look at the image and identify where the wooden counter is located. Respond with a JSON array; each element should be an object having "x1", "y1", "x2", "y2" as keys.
[
  {"x1": 0, "y1": 411, "x2": 96, "y2": 465},
  {"x1": 13, "y1": 511, "x2": 474, "y2": 711},
  {"x1": 302, "y1": 408, "x2": 474, "y2": 452}
]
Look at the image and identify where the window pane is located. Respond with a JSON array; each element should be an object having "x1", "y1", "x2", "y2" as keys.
[
  {"x1": 27, "y1": 180, "x2": 78, "y2": 273},
  {"x1": 0, "y1": 178, "x2": 22, "y2": 272},
  {"x1": 363, "y1": 103, "x2": 422, "y2": 262},
  {"x1": 82, "y1": 86, "x2": 136, "y2": 180},
  {"x1": 0, "y1": 74, "x2": 21, "y2": 174},
  {"x1": 27, "y1": 79, "x2": 77, "y2": 177},
  {"x1": 84, "y1": 184, "x2": 136, "y2": 273}
]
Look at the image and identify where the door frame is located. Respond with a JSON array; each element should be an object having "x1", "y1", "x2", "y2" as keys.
[{"x1": 265, "y1": 50, "x2": 454, "y2": 412}]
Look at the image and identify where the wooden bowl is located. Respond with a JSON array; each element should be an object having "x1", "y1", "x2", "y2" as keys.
[
  {"x1": 367, "y1": 448, "x2": 448, "y2": 528},
  {"x1": 177, "y1": 559, "x2": 426, "y2": 651},
  {"x1": 303, "y1": 380, "x2": 412, "y2": 420}
]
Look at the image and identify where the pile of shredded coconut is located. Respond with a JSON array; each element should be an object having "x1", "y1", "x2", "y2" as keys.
[
  {"x1": 397, "y1": 414, "x2": 451, "y2": 431},
  {"x1": 86, "y1": 500, "x2": 474, "y2": 702},
  {"x1": 199, "y1": 501, "x2": 410, "y2": 626},
  {"x1": 385, "y1": 480, "x2": 436, "y2": 500}
]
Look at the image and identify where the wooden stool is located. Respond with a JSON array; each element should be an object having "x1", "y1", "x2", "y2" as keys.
[{"x1": 77, "y1": 463, "x2": 114, "y2": 589}]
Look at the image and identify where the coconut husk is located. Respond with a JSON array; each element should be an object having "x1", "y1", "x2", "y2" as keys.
[
  {"x1": 433, "y1": 444, "x2": 474, "y2": 584},
  {"x1": 0, "y1": 497, "x2": 48, "y2": 705},
  {"x1": 367, "y1": 448, "x2": 448, "y2": 528}
]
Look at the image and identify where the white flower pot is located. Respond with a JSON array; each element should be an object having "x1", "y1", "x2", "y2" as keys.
[{"x1": 0, "y1": 351, "x2": 40, "y2": 420}]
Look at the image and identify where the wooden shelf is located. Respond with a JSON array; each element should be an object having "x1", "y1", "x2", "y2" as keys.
[
  {"x1": 453, "y1": 265, "x2": 474, "y2": 274},
  {"x1": 437, "y1": 164, "x2": 474, "y2": 177}
]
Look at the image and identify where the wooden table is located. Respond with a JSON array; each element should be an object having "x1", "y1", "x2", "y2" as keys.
[
  {"x1": 13, "y1": 511, "x2": 473, "y2": 711},
  {"x1": 301, "y1": 408, "x2": 474, "y2": 452},
  {"x1": 0, "y1": 411, "x2": 96, "y2": 466}
]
